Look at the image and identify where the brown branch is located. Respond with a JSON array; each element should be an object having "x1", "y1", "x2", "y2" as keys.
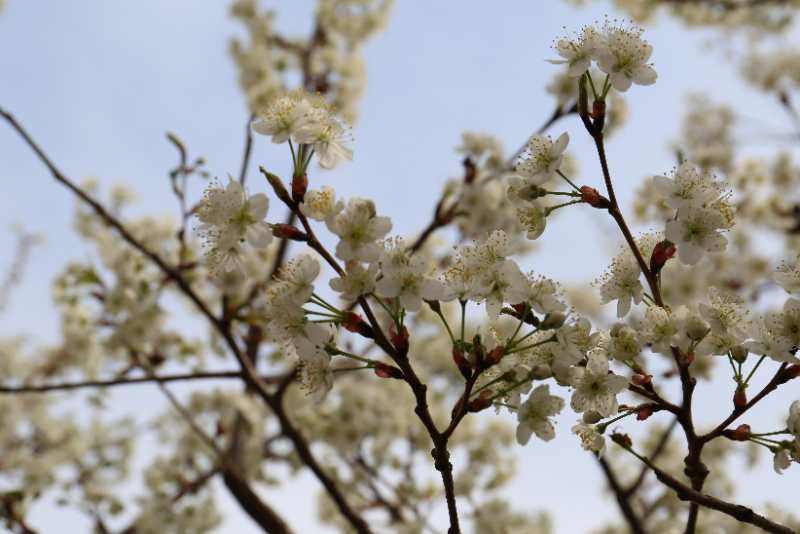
[
  {"x1": 239, "y1": 113, "x2": 255, "y2": 185},
  {"x1": 1, "y1": 107, "x2": 372, "y2": 534},
  {"x1": 625, "y1": 417, "x2": 679, "y2": 497},
  {"x1": 222, "y1": 469, "x2": 294, "y2": 534},
  {"x1": 699, "y1": 363, "x2": 790, "y2": 444},
  {"x1": 617, "y1": 444, "x2": 796, "y2": 534},
  {"x1": 0, "y1": 370, "x2": 272, "y2": 394},
  {"x1": 596, "y1": 457, "x2": 646, "y2": 534}
]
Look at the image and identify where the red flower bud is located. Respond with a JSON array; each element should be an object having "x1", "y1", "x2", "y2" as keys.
[
  {"x1": 271, "y1": 224, "x2": 308, "y2": 241},
  {"x1": 580, "y1": 186, "x2": 611, "y2": 209},
  {"x1": 650, "y1": 239, "x2": 677, "y2": 276},
  {"x1": 373, "y1": 363, "x2": 404, "y2": 380}
]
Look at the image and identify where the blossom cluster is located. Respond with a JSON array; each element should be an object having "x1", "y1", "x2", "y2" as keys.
[{"x1": 548, "y1": 20, "x2": 657, "y2": 91}]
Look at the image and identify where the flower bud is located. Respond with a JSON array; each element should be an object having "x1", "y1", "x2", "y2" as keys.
[
  {"x1": 261, "y1": 167, "x2": 292, "y2": 206},
  {"x1": 649, "y1": 239, "x2": 676, "y2": 276},
  {"x1": 582, "y1": 411, "x2": 603, "y2": 424},
  {"x1": 580, "y1": 186, "x2": 611, "y2": 209},
  {"x1": 530, "y1": 365, "x2": 552, "y2": 380},
  {"x1": 374, "y1": 363, "x2": 404, "y2": 380},
  {"x1": 540, "y1": 312, "x2": 566, "y2": 330},
  {"x1": 685, "y1": 316, "x2": 710, "y2": 342},
  {"x1": 730, "y1": 345, "x2": 748, "y2": 364},
  {"x1": 425, "y1": 299, "x2": 441, "y2": 314}
]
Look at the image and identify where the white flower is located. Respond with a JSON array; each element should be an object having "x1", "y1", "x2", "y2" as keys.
[
  {"x1": 609, "y1": 324, "x2": 641, "y2": 361},
  {"x1": 375, "y1": 240, "x2": 445, "y2": 312},
  {"x1": 638, "y1": 306, "x2": 677, "y2": 355},
  {"x1": 300, "y1": 186, "x2": 343, "y2": 221},
  {"x1": 556, "y1": 318, "x2": 599, "y2": 364},
  {"x1": 594, "y1": 21, "x2": 657, "y2": 92},
  {"x1": 479, "y1": 259, "x2": 529, "y2": 318},
  {"x1": 521, "y1": 274, "x2": 567, "y2": 315},
  {"x1": 516, "y1": 385, "x2": 565, "y2": 445},
  {"x1": 252, "y1": 90, "x2": 353, "y2": 169},
  {"x1": 295, "y1": 345, "x2": 333, "y2": 404},
  {"x1": 515, "y1": 201, "x2": 548, "y2": 240},
  {"x1": 329, "y1": 261, "x2": 378, "y2": 301},
  {"x1": 515, "y1": 133, "x2": 569, "y2": 185},
  {"x1": 548, "y1": 26, "x2": 599, "y2": 77},
  {"x1": 274, "y1": 255, "x2": 321, "y2": 306},
  {"x1": 774, "y1": 449, "x2": 792, "y2": 474},
  {"x1": 775, "y1": 257, "x2": 800, "y2": 294},
  {"x1": 295, "y1": 112, "x2": 354, "y2": 169},
  {"x1": 653, "y1": 162, "x2": 724, "y2": 211},
  {"x1": 788, "y1": 401, "x2": 800, "y2": 441},
  {"x1": 743, "y1": 317, "x2": 799, "y2": 365},
  {"x1": 572, "y1": 422, "x2": 606, "y2": 455},
  {"x1": 665, "y1": 206, "x2": 729, "y2": 265},
  {"x1": 196, "y1": 178, "x2": 272, "y2": 273},
  {"x1": 764, "y1": 298, "x2": 800, "y2": 347},
  {"x1": 698, "y1": 287, "x2": 747, "y2": 342},
  {"x1": 597, "y1": 251, "x2": 643, "y2": 318},
  {"x1": 569, "y1": 349, "x2": 628, "y2": 417},
  {"x1": 326, "y1": 198, "x2": 392, "y2": 262},
  {"x1": 251, "y1": 91, "x2": 314, "y2": 143}
]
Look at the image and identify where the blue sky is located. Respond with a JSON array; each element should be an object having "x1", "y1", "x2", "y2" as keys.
[{"x1": 2, "y1": 1, "x2": 799, "y2": 532}]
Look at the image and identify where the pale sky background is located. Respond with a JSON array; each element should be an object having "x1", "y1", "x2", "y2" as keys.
[{"x1": 2, "y1": 1, "x2": 799, "y2": 533}]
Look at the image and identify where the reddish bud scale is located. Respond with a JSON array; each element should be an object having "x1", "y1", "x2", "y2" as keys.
[
  {"x1": 650, "y1": 240, "x2": 677, "y2": 276},
  {"x1": 272, "y1": 224, "x2": 308, "y2": 241},
  {"x1": 391, "y1": 326, "x2": 409, "y2": 357},
  {"x1": 291, "y1": 173, "x2": 308, "y2": 203},
  {"x1": 778, "y1": 364, "x2": 800, "y2": 384},
  {"x1": 729, "y1": 424, "x2": 752, "y2": 441},
  {"x1": 342, "y1": 312, "x2": 374, "y2": 339},
  {"x1": 468, "y1": 392, "x2": 493, "y2": 413},
  {"x1": 631, "y1": 373, "x2": 653, "y2": 388},
  {"x1": 452, "y1": 346, "x2": 472, "y2": 379},
  {"x1": 483, "y1": 347, "x2": 505, "y2": 368},
  {"x1": 610, "y1": 432, "x2": 632, "y2": 449},
  {"x1": 733, "y1": 387, "x2": 748, "y2": 409},
  {"x1": 636, "y1": 404, "x2": 655, "y2": 421},
  {"x1": 580, "y1": 186, "x2": 611, "y2": 209},
  {"x1": 374, "y1": 363, "x2": 404, "y2": 380}
]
